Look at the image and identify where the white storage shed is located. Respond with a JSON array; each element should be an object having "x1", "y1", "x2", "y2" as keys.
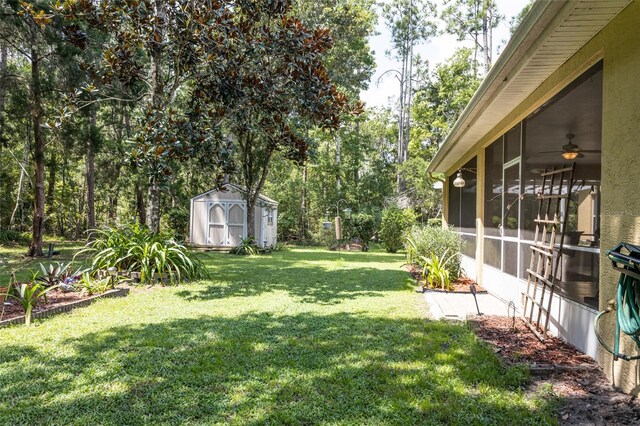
[{"x1": 189, "y1": 183, "x2": 278, "y2": 249}]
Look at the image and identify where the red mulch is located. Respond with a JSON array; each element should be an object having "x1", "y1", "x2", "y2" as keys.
[
  {"x1": 472, "y1": 315, "x2": 640, "y2": 425},
  {"x1": 0, "y1": 288, "x2": 88, "y2": 322},
  {"x1": 472, "y1": 315, "x2": 594, "y2": 367}
]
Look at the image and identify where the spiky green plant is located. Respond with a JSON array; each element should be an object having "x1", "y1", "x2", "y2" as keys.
[
  {"x1": 37, "y1": 262, "x2": 85, "y2": 287},
  {"x1": 77, "y1": 222, "x2": 206, "y2": 284},
  {"x1": 77, "y1": 272, "x2": 113, "y2": 296},
  {"x1": 9, "y1": 283, "x2": 59, "y2": 326},
  {"x1": 229, "y1": 237, "x2": 259, "y2": 256},
  {"x1": 420, "y1": 249, "x2": 457, "y2": 291}
]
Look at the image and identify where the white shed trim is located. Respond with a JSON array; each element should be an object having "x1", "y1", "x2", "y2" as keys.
[
  {"x1": 205, "y1": 200, "x2": 247, "y2": 246},
  {"x1": 190, "y1": 183, "x2": 279, "y2": 206}
]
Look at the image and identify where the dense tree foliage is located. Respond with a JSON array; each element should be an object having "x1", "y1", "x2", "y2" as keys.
[{"x1": 0, "y1": 0, "x2": 518, "y2": 252}]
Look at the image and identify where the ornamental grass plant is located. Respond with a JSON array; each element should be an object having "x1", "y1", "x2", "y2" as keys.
[{"x1": 77, "y1": 222, "x2": 206, "y2": 284}]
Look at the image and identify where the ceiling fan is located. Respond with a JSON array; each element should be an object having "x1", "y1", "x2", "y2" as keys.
[{"x1": 541, "y1": 133, "x2": 601, "y2": 160}]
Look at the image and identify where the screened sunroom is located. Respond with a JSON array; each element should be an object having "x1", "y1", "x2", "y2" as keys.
[{"x1": 429, "y1": 0, "x2": 640, "y2": 394}]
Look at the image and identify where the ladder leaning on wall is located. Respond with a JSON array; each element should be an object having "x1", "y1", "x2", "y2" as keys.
[{"x1": 522, "y1": 163, "x2": 575, "y2": 341}]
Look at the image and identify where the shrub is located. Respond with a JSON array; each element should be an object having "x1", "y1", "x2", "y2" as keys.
[
  {"x1": 427, "y1": 217, "x2": 442, "y2": 228},
  {"x1": 349, "y1": 213, "x2": 375, "y2": 251},
  {"x1": 313, "y1": 220, "x2": 338, "y2": 250},
  {"x1": 78, "y1": 222, "x2": 206, "y2": 284},
  {"x1": 229, "y1": 237, "x2": 259, "y2": 256},
  {"x1": 404, "y1": 226, "x2": 463, "y2": 279},
  {"x1": 167, "y1": 206, "x2": 189, "y2": 241},
  {"x1": 0, "y1": 230, "x2": 29, "y2": 244},
  {"x1": 380, "y1": 207, "x2": 417, "y2": 253}
]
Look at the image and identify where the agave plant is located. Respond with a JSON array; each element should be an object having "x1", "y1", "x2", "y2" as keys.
[
  {"x1": 36, "y1": 262, "x2": 68, "y2": 287},
  {"x1": 9, "y1": 283, "x2": 59, "y2": 326}
]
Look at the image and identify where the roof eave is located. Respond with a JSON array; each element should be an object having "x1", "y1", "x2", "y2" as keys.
[{"x1": 427, "y1": 0, "x2": 565, "y2": 173}]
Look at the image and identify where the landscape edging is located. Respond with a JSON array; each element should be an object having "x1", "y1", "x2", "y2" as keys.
[{"x1": 0, "y1": 287, "x2": 130, "y2": 327}]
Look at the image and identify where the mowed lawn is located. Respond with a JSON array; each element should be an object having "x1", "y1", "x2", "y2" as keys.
[{"x1": 0, "y1": 247, "x2": 554, "y2": 425}]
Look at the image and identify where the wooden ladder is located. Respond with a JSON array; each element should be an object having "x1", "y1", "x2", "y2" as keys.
[{"x1": 522, "y1": 164, "x2": 575, "y2": 341}]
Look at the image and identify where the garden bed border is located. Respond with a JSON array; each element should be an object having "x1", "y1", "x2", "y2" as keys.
[{"x1": 0, "y1": 287, "x2": 129, "y2": 327}]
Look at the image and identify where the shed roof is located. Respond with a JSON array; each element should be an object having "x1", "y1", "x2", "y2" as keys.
[
  {"x1": 190, "y1": 183, "x2": 278, "y2": 205},
  {"x1": 427, "y1": 0, "x2": 631, "y2": 173}
]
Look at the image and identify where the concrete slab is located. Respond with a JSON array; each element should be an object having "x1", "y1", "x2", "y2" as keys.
[{"x1": 424, "y1": 290, "x2": 513, "y2": 321}]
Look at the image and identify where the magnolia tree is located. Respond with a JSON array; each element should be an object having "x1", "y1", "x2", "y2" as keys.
[
  {"x1": 35, "y1": 0, "x2": 352, "y2": 237},
  {"x1": 197, "y1": 2, "x2": 356, "y2": 240}
]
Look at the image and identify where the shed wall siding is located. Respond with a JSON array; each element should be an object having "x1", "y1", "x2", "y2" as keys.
[
  {"x1": 190, "y1": 188, "x2": 277, "y2": 248},
  {"x1": 191, "y1": 199, "x2": 207, "y2": 246}
]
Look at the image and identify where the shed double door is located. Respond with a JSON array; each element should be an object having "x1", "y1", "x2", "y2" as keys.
[{"x1": 207, "y1": 201, "x2": 246, "y2": 246}]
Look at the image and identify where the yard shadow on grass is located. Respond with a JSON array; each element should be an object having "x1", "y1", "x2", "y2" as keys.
[
  {"x1": 179, "y1": 250, "x2": 414, "y2": 304},
  {"x1": 0, "y1": 312, "x2": 555, "y2": 425},
  {"x1": 178, "y1": 266, "x2": 413, "y2": 304}
]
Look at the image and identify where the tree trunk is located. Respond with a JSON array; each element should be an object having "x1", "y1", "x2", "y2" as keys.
[
  {"x1": 86, "y1": 106, "x2": 97, "y2": 230},
  {"x1": 246, "y1": 192, "x2": 256, "y2": 241},
  {"x1": 109, "y1": 196, "x2": 117, "y2": 224},
  {"x1": 396, "y1": 69, "x2": 404, "y2": 193},
  {"x1": 353, "y1": 122, "x2": 360, "y2": 183},
  {"x1": 145, "y1": 0, "x2": 167, "y2": 234},
  {"x1": 402, "y1": 5, "x2": 414, "y2": 190},
  {"x1": 9, "y1": 129, "x2": 29, "y2": 230},
  {"x1": 0, "y1": 44, "x2": 6, "y2": 153},
  {"x1": 60, "y1": 152, "x2": 68, "y2": 237},
  {"x1": 75, "y1": 180, "x2": 86, "y2": 240},
  {"x1": 28, "y1": 48, "x2": 45, "y2": 257},
  {"x1": 301, "y1": 164, "x2": 307, "y2": 239},
  {"x1": 147, "y1": 177, "x2": 160, "y2": 234},
  {"x1": 335, "y1": 133, "x2": 341, "y2": 195},
  {"x1": 244, "y1": 147, "x2": 274, "y2": 240},
  {"x1": 46, "y1": 152, "x2": 56, "y2": 217},
  {"x1": 405, "y1": 0, "x2": 414, "y2": 167},
  {"x1": 136, "y1": 182, "x2": 146, "y2": 226},
  {"x1": 482, "y1": 0, "x2": 491, "y2": 74}
]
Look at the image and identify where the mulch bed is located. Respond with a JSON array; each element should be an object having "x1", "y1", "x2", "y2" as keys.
[
  {"x1": 1, "y1": 289, "x2": 97, "y2": 322},
  {"x1": 406, "y1": 264, "x2": 486, "y2": 293},
  {"x1": 471, "y1": 315, "x2": 640, "y2": 425},
  {"x1": 0, "y1": 289, "x2": 88, "y2": 320}
]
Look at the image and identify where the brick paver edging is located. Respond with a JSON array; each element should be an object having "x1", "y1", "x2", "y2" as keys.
[{"x1": 0, "y1": 287, "x2": 130, "y2": 327}]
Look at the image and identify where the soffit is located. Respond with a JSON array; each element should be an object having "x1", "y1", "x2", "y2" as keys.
[{"x1": 428, "y1": 0, "x2": 632, "y2": 173}]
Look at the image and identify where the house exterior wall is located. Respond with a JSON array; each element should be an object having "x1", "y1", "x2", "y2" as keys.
[{"x1": 442, "y1": 2, "x2": 640, "y2": 393}]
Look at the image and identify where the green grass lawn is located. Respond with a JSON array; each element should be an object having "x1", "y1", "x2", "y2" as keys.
[
  {"x1": 0, "y1": 246, "x2": 555, "y2": 425},
  {"x1": 0, "y1": 241, "x2": 87, "y2": 283}
]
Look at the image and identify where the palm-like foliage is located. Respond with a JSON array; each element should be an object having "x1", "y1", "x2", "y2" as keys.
[
  {"x1": 77, "y1": 222, "x2": 206, "y2": 284},
  {"x1": 9, "y1": 283, "x2": 59, "y2": 326},
  {"x1": 404, "y1": 226, "x2": 463, "y2": 278}
]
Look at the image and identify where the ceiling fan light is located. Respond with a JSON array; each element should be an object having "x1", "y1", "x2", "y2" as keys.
[{"x1": 562, "y1": 151, "x2": 579, "y2": 160}]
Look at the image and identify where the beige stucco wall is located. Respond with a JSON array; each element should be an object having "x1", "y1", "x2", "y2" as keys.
[{"x1": 442, "y1": 2, "x2": 640, "y2": 393}]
